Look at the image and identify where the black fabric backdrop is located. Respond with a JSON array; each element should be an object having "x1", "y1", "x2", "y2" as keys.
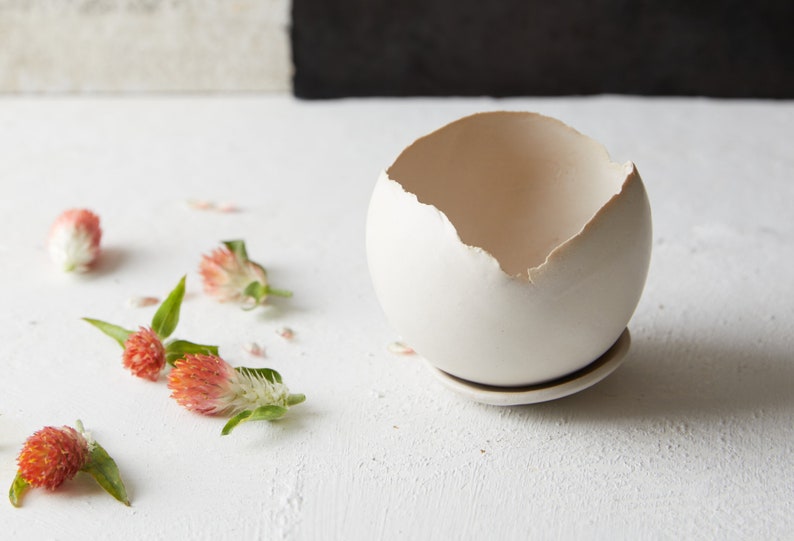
[{"x1": 292, "y1": 0, "x2": 793, "y2": 99}]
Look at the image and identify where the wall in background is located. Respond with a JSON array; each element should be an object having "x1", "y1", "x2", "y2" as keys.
[
  {"x1": 292, "y1": 0, "x2": 794, "y2": 99},
  {"x1": 3, "y1": 0, "x2": 792, "y2": 98},
  {"x1": 0, "y1": 0, "x2": 290, "y2": 93}
]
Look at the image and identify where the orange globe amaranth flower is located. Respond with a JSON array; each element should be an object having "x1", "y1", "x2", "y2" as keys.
[
  {"x1": 11, "y1": 421, "x2": 131, "y2": 507},
  {"x1": 167, "y1": 354, "x2": 293, "y2": 416},
  {"x1": 123, "y1": 326, "x2": 166, "y2": 381},
  {"x1": 198, "y1": 246, "x2": 267, "y2": 303},
  {"x1": 198, "y1": 241, "x2": 292, "y2": 308},
  {"x1": 48, "y1": 208, "x2": 102, "y2": 272},
  {"x1": 17, "y1": 426, "x2": 90, "y2": 490},
  {"x1": 167, "y1": 353, "x2": 239, "y2": 415}
]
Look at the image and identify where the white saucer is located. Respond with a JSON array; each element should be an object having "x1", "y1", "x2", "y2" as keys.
[{"x1": 424, "y1": 328, "x2": 631, "y2": 406}]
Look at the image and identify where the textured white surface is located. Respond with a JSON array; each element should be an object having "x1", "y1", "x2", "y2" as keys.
[
  {"x1": 0, "y1": 0, "x2": 290, "y2": 92},
  {"x1": 0, "y1": 96, "x2": 792, "y2": 539}
]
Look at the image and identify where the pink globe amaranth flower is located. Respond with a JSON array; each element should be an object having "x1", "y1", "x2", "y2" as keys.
[
  {"x1": 48, "y1": 208, "x2": 102, "y2": 272},
  {"x1": 198, "y1": 246, "x2": 267, "y2": 303},
  {"x1": 167, "y1": 354, "x2": 291, "y2": 416},
  {"x1": 123, "y1": 326, "x2": 166, "y2": 381},
  {"x1": 17, "y1": 426, "x2": 90, "y2": 490}
]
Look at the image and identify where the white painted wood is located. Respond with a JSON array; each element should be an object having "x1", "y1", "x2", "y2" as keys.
[
  {"x1": 0, "y1": 0, "x2": 291, "y2": 92},
  {"x1": 0, "y1": 96, "x2": 792, "y2": 539}
]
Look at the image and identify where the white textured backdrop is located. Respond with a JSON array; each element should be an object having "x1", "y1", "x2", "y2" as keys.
[
  {"x1": 0, "y1": 95, "x2": 792, "y2": 539},
  {"x1": 0, "y1": 0, "x2": 291, "y2": 92}
]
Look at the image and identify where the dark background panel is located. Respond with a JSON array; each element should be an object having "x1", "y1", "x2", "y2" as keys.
[{"x1": 291, "y1": 0, "x2": 794, "y2": 99}]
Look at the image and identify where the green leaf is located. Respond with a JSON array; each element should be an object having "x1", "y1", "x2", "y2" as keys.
[
  {"x1": 222, "y1": 240, "x2": 249, "y2": 261},
  {"x1": 81, "y1": 442, "x2": 130, "y2": 506},
  {"x1": 164, "y1": 340, "x2": 220, "y2": 366},
  {"x1": 151, "y1": 275, "x2": 186, "y2": 340},
  {"x1": 83, "y1": 318, "x2": 134, "y2": 348},
  {"x1": 221, "y1": 410, "x2": 251, "y2": 435},
  {"x1": 246, "y1": 405, "x2": 289, "y2": 422},
  {"x1": 221, "y1": 405, "x2": 289, "y2": 436},
  {"x1": 8, "y1": 472, "x2": 29, "y2": 508},
  {"x1": 235, "y1": 366, "x2": 282, "y2": 383},
  {"x1": 287, "y1": 393, "x2": 306, "y2": 406}
]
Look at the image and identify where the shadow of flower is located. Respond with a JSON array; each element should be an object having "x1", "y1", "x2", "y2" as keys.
[{"x1": 90, "y1": 245, "x2": 129, "y2": 276}]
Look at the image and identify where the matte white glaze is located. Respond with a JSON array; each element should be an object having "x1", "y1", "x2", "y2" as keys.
[
  {"x1": 366, "y1": 112, "x2": 652, "y2": 387},
  {"x1": 426, "y1": 329, "x2": 631, "y2": 405}
]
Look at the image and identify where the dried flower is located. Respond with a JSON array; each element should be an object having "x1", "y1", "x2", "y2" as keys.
[
  {"x1": 199, "y1": 240, "x2": 292, "y2": 308},
  {"x1": 122, "y1": 326, "x2": 166, "y2": 381},
  {"x1": 167, "y1": 353, "x2": 305, "y2": 435},
  {"x1": 9, "y1": 421, "x2": 129, "y2": 507},
  {"x1": 85, "y1": 276, "x2": 218, "y2": 380},
  {"x1": 48, "y1": 208, "x2": 102, "y2": 272}
]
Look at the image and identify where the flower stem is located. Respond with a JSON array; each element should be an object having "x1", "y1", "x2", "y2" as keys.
[{"x1": 266, "y1": 286, "x2": 293, "y2": 298}]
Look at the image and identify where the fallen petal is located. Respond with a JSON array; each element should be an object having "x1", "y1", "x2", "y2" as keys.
[
  {"x1": 387, "y1": 341, "x2": 415, "y2": 355},
  {"x1": 126, "y1": 296, "x2": 160, "y2": 308},
  {"x1": 276, "y1": 327, "x2": 295, "y2": 340},
  {"x1": 243, "y1": 342, "x2": 264, "y2": 356}
]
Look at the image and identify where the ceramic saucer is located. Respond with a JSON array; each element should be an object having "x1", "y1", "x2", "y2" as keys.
[{"x1": 425, "y1": 328, "x2": 631, "y2": 406}]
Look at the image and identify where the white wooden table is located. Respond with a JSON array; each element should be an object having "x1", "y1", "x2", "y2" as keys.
[{"x1": 1, "y1": 96, "x2": 792, "y2": 540}]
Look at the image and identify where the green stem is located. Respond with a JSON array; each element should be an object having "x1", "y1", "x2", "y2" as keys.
[{"x1": 266, "y1": 286, "x2": 293, "y2": 298}]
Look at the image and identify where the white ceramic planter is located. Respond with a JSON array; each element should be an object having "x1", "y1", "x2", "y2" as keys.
[{"x1": 366, "y1": 112, "x2": 652, "y2": 399}]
